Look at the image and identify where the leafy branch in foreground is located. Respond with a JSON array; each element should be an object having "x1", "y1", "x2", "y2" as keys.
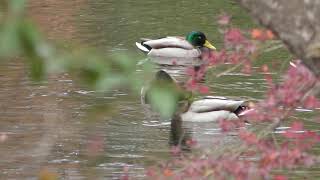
[
  {"x1": 146, "y1": 61, "x2": 320, "y2": 180},
  {"x1": 0, "y1": 0, "x2": 152, "y2": 92},
  {"x1": 142, "y1": 15, "x2": 320, "y2": 180}
]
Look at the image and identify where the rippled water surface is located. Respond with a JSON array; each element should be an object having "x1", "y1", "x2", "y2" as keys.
[{"x1": 1, "y1": 0, "x2": 319, "y2": 179}]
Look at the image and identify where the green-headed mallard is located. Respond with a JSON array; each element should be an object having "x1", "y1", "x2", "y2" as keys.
[
  {"x1": 136, "y1": 31, "x2": 216, "y2": 58},
  {"x1": 142, "y1": 70, "x2": 251, "y2": 122}
]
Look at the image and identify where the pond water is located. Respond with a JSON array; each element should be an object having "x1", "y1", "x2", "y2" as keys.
[{"x1": 0, "y1": 0, "x2": 319, "y2": 179}]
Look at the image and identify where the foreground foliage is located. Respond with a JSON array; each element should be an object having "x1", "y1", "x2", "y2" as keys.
[
  {"x1": 1, "y1": 1, "x2": 320, "y2": 179},
  {"x1": 142, "y1": 15, "x2": 320, "y2": 180},
  {"x1": 0, "y1": 0, "x2": 151, "y2": 91}
]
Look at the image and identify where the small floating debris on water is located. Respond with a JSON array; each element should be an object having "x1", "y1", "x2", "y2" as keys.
[
  {"x1": 58, "y1": 79, "x2": 73, "y2": 82},
  {"x1": 274, "y1": 130, "x2": 306, "y2": 134},
  {"x1": 295, "y1": 107, "x2": 313, "y2": 112},
  {"x1": 75, "y1": 90, "x2": 94, "y2": 95},
  {"x1": 49, "y1": 159, "x2": 70, "y2": 164},
  {"x1": 274, "y1": 126, "x2": 306, "y2": 134},
  {"x1": 275, "y1": 126, "x2": 290, "y2": 130}
]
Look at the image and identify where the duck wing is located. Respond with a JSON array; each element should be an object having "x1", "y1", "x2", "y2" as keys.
[
  {"x1": 148, "y1": 48, "x2": 201, "y2": 58},
  {"x1": 189, "y1": 98, "x2": 245, "y2": 113},
  {"x1": 143, "y1": 37, "x2": 194, "y2": 50},
  {"x1": 181, "y1": 110, "x2": 239, "y2": 122}
]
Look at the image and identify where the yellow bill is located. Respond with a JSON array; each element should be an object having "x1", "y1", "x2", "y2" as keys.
[{"x1": 204, "y1": 40, "x2": 216, "y2": 50}]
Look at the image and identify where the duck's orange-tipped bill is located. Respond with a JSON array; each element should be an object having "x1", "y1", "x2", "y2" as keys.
[{"x1": 204, "y1": 40, "x2": 216, "y2": 50}]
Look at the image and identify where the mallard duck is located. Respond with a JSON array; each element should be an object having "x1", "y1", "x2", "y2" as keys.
[
  {"x1": 178, "y1": 96, "x2": 249, "y2": 122},
  {"x1": 136, "y1": 31, "x2": 216, "y2": 58},
  {"x1": 142, "y1": 70, "x2": 251, "y2": 122}
]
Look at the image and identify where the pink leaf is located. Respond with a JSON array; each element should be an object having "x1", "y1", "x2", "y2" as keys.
[
  {"x1": 283, "y1": 121, "x2": 304, "y2": 139},
  {"x1": 239, "y1": 130, "x2": 258, "y2": 145},
  {"x1": 303, "y1": 95, "x2": 319, "y2": 109},
  {"x1": 198, "y1": 85, "x2": 210, "y2": 94},
  {"x1": 274, "y1": 175, "x2": 287, "y2": 180},
  {"x1": 217, "y1": 14, "x2": 231, "y2": 25},
  {"x1": 224, "y1": 28, "x2": 245, "y2": 45},
  {"x1": 170, "y1": 146, "x2": 181, "y2": 155}
]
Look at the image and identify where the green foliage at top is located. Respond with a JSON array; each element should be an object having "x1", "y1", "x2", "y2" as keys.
[
  {"x1": 0, "y1": 0, "x2": 181, "y2": 118},
  {"x1": 0, "y1": 0, "x2": 152, "y2": 92}
]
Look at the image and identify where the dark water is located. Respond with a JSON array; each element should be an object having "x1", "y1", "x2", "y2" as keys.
[{"x1": 0, "y1": 0, "x2": 319, "y2": 179}]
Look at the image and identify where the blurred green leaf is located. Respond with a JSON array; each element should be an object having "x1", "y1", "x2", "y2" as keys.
[
  {"x1": 0, "y1": 21, "x2": 21, "y2": 57},
  {"x1": 111, "y1": 54, "x2": 137, "y2": 72},
  {"x1": 19, "y1": 20, "x2": 46, "y2": 80},
  {"x1": 8, "y1": 0, "x2": 25, "y2": 16},
  {"x1": 79, "y1": 65, "x2": 103, "y2": 86},
  {"x1": 84, "y1": 103, "x2": 119, "y2": 122},
  {"x1": 148, "y1": 87, "x2": 179, "y2": 118},
  {"x1": 95, "y1": 74, "x2": 126, "y2": 91},
  {"x1": 0, "y1": 0, "x2": 157, "y2": 95},
  {"x1": 144, "y1": 70, "x2": 194, "y2": 118},
  {"x1": 29, "y1": 56, "x2": 45, "y2": 80},
  {"x1": 19, "y1": 20, "x2": 42, "y2": 52}
]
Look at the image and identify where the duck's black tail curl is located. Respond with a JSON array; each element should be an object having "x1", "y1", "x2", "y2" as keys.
[{"x1": 135, "y1": 42, "x2": 152, "y2": 53}]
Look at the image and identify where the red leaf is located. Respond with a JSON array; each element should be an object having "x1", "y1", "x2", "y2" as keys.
[
  {"x1": 251, "y1": 29, "x2": 263, "y2": 40},
  {"x1": 274, "y1": 175, "x2": 287, "y2": 180},
  {"x1": 266, "y1": 30, "x2": 275, "y2": 39},
  {"x1": 219, "y1": 119, "x2": 241, "y2": 131},
  {"x1": 163, "y1": 168, "x2": 173, "y2": 177},
  {"x1": 146, "y1": 167, "x2": 157, "y2": 177},
  {"x1": 186, "y1": 79, "x2": 197, "y2": 91},
  {"x1": 198, "y1": 85, "x2": 210, "y2": 94},
  {"x1": 217, "y1": 14, "x2": 231, "y2": 25},
  {"x1": 186, "y1": 67, "x2": 196, "y2": 76},
  {"x1": 303, "y1": 95, "x2": 319, "y2": 109},
  {"x1": 241, "y1": 61, "x2": 252, "y2": 74},
  {"x1": 251, "y1": 29, "x2": 275, "y2": 41},
  {"x1": 186, "y1": 139, "x2": 197, "y2": 147},
  {"x1": 261, "y1": 64, "x2": 269, "y2": 73},
  {"x1": 224, "y1": 28, "x2": 245, "y2": 45},
  {"x1": 283, "y1": 121, "x2": 304, "y2": 139},
  {"x1": 239, "y1": 130, "x2": 258, "y2": 145},
  {"x1": 170, "y1": 146, "x2": 181, "y2": 155}
]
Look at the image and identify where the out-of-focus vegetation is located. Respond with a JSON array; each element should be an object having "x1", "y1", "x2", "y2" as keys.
[
  {"x1": 2, "y1": 0, "x2": 320, "y2": 179},
  {"x1": 1, "y1": 0, "x2": 185, "y2": 118},
  {"x1": 0, "y1": 0, "x2": 153, "y2": 93}
]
